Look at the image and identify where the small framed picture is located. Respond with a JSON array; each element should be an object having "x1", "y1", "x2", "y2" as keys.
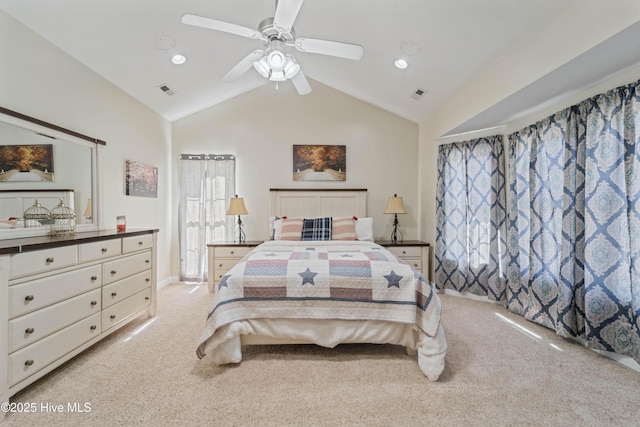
[{"x1": 125, "y1": 160, "x2": 158, "y2": 198}]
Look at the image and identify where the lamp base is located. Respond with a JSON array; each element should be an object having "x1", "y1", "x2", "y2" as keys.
[
  {"x1": 237, "y1": 215, "x2": 246, "y2": 244},
  {"x1": 390, "y1": 214, "x2": 401, "y2": 244}
]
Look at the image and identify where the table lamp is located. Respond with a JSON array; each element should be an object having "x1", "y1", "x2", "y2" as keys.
[
  {"x1": 384, "y1": 193, "x2": 407, "y2": 243},
  {"x1": 226, "y1": 195, "x2": 249, "y2": 243}
]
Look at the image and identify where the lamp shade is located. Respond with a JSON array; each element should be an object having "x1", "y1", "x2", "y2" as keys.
[
  {"x1": 384, "y1": 194, "x2": 407, "y2": 214},
  {"x1": 226, "y1": 195, "x2": 248, "y2": 216},
  {"x1": 83, "y1": 198, "x2": 92, "y2": 217}
]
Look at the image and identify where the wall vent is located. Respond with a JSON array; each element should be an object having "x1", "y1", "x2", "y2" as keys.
[
  {"x1": 410, "y1": 88, "x2": 427, "y2": 101},
  {"x1": 158, "y1": 83, "x2": 176, "y2": 96}
]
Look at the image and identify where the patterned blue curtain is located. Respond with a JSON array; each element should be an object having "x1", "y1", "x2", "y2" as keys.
[
  {"x1": 508, "y1": 80, "x2": 640, "y2": 363},
  {"x1": 435, "y1": 135, "x2": 508, "y2": 301}
]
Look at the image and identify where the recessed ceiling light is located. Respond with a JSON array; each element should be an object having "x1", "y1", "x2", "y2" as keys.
[
  {"x1": 394, "y1": 58, "x2": 408, "y2": 69},
  {"x1": 171, "y1": 54, "x2": 186, "y2": 65}
]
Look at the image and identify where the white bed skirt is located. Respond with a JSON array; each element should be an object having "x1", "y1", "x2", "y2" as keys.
[{"x1": 201, "y1": 318, "x2": 447, "y2": 381}]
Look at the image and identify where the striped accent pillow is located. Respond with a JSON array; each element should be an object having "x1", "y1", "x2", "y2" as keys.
[
  {"x1": 332, "y1": 217, "x2": 358, "y2": 240},
  {"x1": 279, "y1": 218, "x2": 303, "y2": 240},
  {"x1": 301, "y1": 217, "x2": 332, "y2": 241}
]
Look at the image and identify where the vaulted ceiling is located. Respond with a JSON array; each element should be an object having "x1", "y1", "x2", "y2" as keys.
[{"x1": 1, "y1": 0, "x2": 639, "y2": 132}]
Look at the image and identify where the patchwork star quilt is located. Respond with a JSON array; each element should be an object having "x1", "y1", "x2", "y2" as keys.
[{"x1": 197, "y1": 240, "x2": 443, "y2": 359}]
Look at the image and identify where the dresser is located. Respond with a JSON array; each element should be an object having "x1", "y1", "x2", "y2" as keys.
[
  {"x1": 376, "y1": 240, "x2": 430, "y2": 276},
  {"x1": 0, "y1": 229, "x2": 158, "y2": 408},
  {"x1": 207, "y1": 241, "x2": 262, "y2": 292}
]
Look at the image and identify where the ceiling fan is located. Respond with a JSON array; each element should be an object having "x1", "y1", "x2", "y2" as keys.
[{"x1": 181, "y1": 0, "x2": 363, "y2": 95}]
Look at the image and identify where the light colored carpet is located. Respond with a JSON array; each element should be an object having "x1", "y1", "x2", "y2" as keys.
[{"x1": 4, "y1": 283, "x2": 640, "y2": 426}]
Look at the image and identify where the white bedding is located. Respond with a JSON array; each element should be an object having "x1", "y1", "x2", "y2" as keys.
[{"x1": 197, "y1": 240, "x2": 447, "y2": 381}]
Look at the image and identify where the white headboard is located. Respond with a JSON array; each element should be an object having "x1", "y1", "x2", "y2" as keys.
[{"x1": 269, "y1": 188, "x2": 367, "y2": 218}]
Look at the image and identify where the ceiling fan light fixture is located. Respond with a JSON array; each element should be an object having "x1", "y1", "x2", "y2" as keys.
[
  {"x1": 269, "y1": 70, "x2": 287, "y2": 82},
  {"x1": 267, "y1": 49, "x2": 286, "y2": 71},
  {"x1": 283, "y1": 55, "x2": 300, "y2": 79},
  {"x1": 253, "y1": 56, "x2": 270, "y2": 78}
]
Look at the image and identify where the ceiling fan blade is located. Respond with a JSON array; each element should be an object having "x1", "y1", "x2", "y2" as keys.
[
  {"x1": 223, "y1": 50, "x2": 264, "y2": 82},
  {"x1": 273, "y1": 0, "x2": 304, "y2": 31},
  {"x1": 295, "y1": 38, "x2": 363, "y2": 60},
  {"x1": 290, "y1": 70, "x2": 312, "y2": 95},
  {"x1": 182, "y1": 13, "x2": 260, "y2": 39}
]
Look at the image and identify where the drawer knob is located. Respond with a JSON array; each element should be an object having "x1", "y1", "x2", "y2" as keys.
[
  {"x1": 111, "y1": 292, "x2": 117, "y2": 297},
  {"x1": 46, "y1": 257, "x2": 54, "y2": 263},
  {"x1": 25, "y1": 360, "x2": 34, "y2": 367},
  {"x1": 145, "y1": 296, "x2": 150, "y2": 301},
  {"x1": 230, "y1": 250, "x2": 235, "y2": 254},
  {"x1": 101, "y1": 247, "x2": 108, "y2": 253},
  {"x1": 110, "y1": 314, "x2": 116, "y2": 320},
  {"x1": 91, "y1": 300, "x2": 98, "y2": 306},
  {"x1": 25, "y1": 327, "x2": 35, "y2": 334},
  {"x1": 90, "y1": 275, "x2": 98, "y2": 281},
  {"x1": 145, "y1": 259, "x2": 150, "y2": 264},
  {"x1": 218, "y1": 263, "x2": 223, "y2": 267},
  {"x1": 138, "y1": 241, "x2": 143, "y2": 246},
  {"x1": 25, "y1": 295, "x2": 35, "y2": 301},
  {"x1": 145, "y1": 278, "x2": 150, "y2": 282},
  {"x1": 111, "y1": 270, "x2": 117, "y2": 275},
  {"x1": 402, "y1": 250, "x2": 407, "y2": 254},
  {"x1": 90, "y1": 325, "x2": 97, "y2": 331}
]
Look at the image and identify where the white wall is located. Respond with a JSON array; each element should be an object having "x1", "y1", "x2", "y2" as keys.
[
  {"x1": 172, "y1": 80, "x2": 419, "y2": 277},
  {"x1": 418, "y1": 4, "x2": 640, "y2": 280},
  {"x1": 0, "y1": 10, "x2": 173, "y2": 286}
]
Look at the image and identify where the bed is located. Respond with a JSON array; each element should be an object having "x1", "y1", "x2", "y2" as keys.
[{"x1": 196, "y1": 189, "x2": 447, "y2": 381}]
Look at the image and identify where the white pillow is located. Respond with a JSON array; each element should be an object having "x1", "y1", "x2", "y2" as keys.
[
  {"x1": 269, "y1": 216, "x2": 283, "y2": 240},
  {"x1": 355, "y1": 217, "x2": 374, "y2": 241}
]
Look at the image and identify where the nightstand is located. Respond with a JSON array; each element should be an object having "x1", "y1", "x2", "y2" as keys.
[
  {"x1": 376, "y1": 240, "x2": 430, "y2": 275},
  {"x1": 207, "y1": 241, "x2": 263, "y2": 292}
]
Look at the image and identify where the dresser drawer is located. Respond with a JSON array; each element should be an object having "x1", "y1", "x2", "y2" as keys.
[
  {"x1": 78, "y1": 238, "x2": 122, "y2": 263},
  {"x1": 10, "y1": 245, "x2": 77, "y2": 279},
  {"x1": 213, "y1": 259, "x2": 239, "y2": 279},
  {"x1": 403, "y1": 259, "x2": 422, "y2": 271},
  {"x1": 9, "y1": 313, "x2": 101, "y2": 386},
  {"x1": 103, "y1": 251, "x2": 152, "y2": 285},
  {"x1": 9, "y1": 289, "x2": 101, "y2": 353},
  {"x1": 102, "y1": 288, "x2": 151, "y2": 331},
  {"x1": 214, "y1": 246, "x2": 252, "y2": 258},
  {"x1": 9, "y1": 264, "x2": 102, "y2": 318},
  {"x1": 102, "y1": 270, "x2": 152, "y2": 308},
  {"x1": 385, "y1": 246, "x2": 423, "y2": 258},
  {"x1": 122, "y1": 234, "x2": 153, "y2": 254}
]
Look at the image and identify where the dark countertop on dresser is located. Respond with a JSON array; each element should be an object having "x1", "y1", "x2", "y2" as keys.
[{"x1": 0, "y1": 229, "x2": 159, "y2": 255}]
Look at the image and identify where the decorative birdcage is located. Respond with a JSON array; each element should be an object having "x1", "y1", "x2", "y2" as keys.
[
  {"x1": 23, "y1": 199, "x2": 51, "y2": 228},
  {"x1": 50, "y1": 199, "x2": 76, "y2": 236}
]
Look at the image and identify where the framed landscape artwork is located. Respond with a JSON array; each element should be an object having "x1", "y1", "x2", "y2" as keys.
[
  {"x1": 125, "y1": 160, "x2": 158, "y2": 198},
  {"x1": 292, "y1": 145, "x2": 346, "y2": 181},
  {"x1": 0, "y1": 144, "x2": 55, "y2": 182}
]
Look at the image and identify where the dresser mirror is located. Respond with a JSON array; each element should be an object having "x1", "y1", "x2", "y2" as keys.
[{"x1": 0, "y1": 107, "x2": 103, "y2": 239}]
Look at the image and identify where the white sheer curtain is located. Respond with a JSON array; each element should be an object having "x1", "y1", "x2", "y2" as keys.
[{"x1": 178, "y1": 154, "x2": 236, "y2": 282}]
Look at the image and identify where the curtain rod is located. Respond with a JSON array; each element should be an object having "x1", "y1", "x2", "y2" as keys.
[
  {"x1": 179, "y1": 154, "x2": 235, "y2": 160},
  {"x1": 436, "y1": 125, "x2": 505, "y2": 142}
]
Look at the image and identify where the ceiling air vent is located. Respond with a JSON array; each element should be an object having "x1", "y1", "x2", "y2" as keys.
[
  {"x1": 158, "y1": 83, "x2": 176, "y2": 96},
  {"x1": 410, "y1": 88, "x2": 427, "y2": 101}
]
